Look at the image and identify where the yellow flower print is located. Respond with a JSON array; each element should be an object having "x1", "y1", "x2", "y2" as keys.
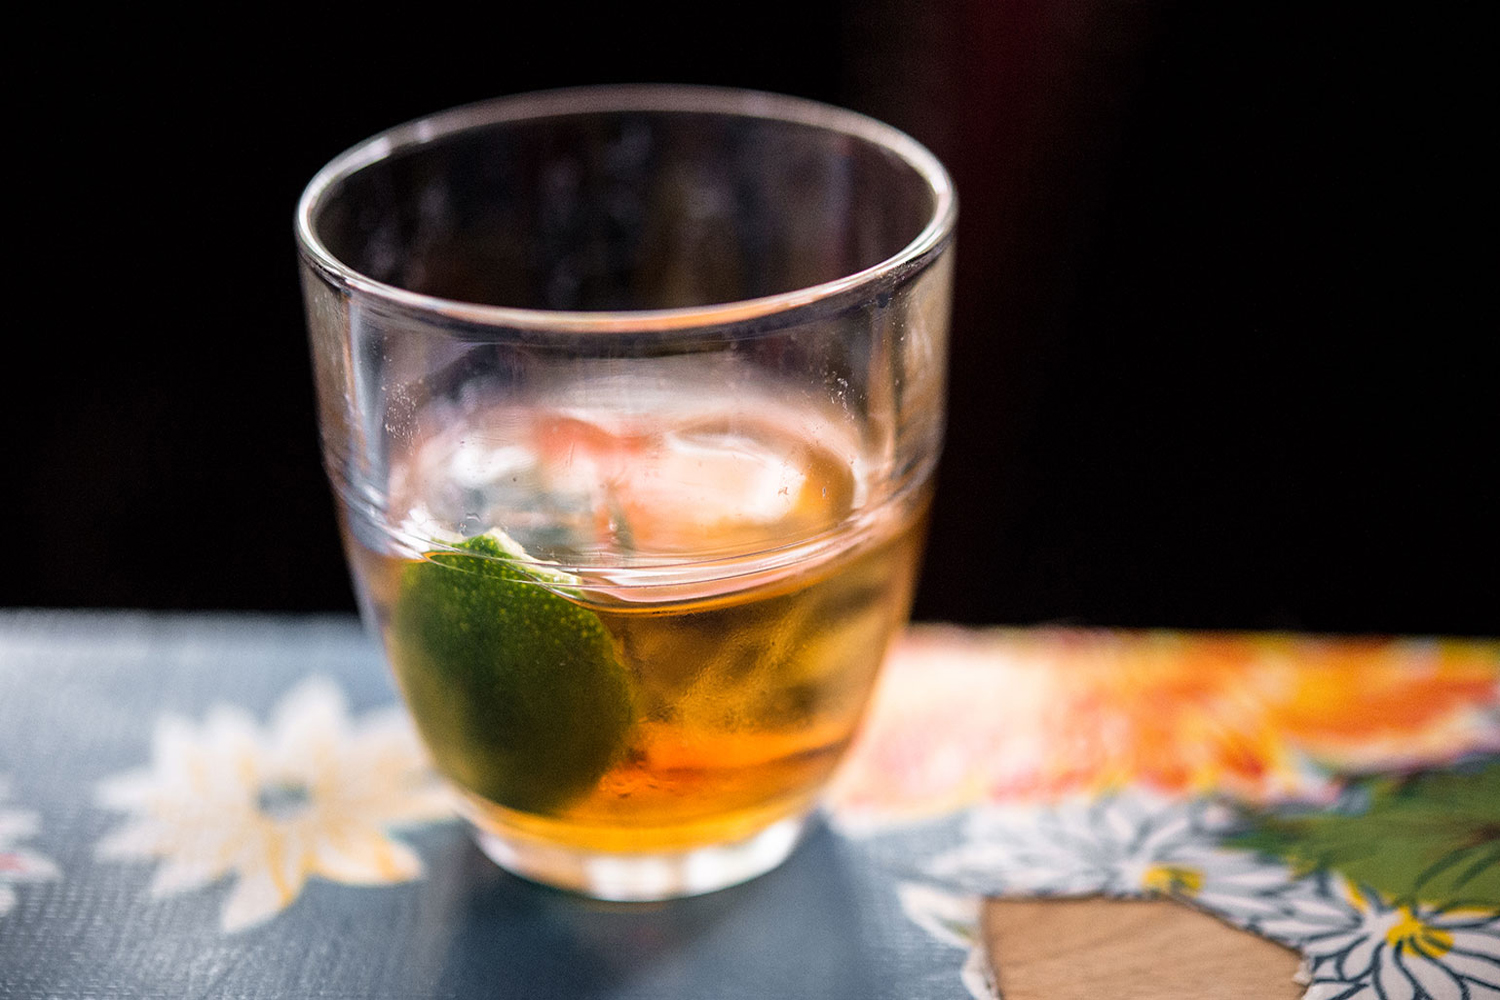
[
  {"x1": 1262, "y1": 877, "x2": 1500, "y2": 999},
  {"x1": 96, "y1": 677, "x2": 455, "y2": 932}
]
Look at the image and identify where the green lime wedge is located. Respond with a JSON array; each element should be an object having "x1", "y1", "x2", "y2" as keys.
[{"x1": 388, "y1": 532, "x2": 635, "y2": 814}]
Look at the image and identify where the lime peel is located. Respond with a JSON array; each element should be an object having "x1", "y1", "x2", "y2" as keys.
[
  {"x1": 388, "y1": 531, "x2": 635, "y2": 814},
  {"x1": 479, "y1": 528, "x2": 584, "y2": 588}
]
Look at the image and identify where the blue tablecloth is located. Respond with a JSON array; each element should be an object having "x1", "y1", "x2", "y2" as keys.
[
  {"x1": 0, "y1": 611, "x2": 959, "y2": 999},
  {"x1": 7, "y1": 612, "x2": 1498, "y2": 999}
]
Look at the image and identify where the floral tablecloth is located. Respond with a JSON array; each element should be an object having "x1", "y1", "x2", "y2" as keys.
[{"x1": 2, "y1": 612, "x2": 1496, "y2": 998}]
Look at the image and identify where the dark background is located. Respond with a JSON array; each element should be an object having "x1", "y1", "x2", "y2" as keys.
[{"x1": 8, "y1": 3, "x2": 1494, "y2": 635}]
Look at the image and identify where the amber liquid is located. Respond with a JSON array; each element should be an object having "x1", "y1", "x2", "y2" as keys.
[{"x1": 346, "y1": 385, "x2": 929, "y2": 855}]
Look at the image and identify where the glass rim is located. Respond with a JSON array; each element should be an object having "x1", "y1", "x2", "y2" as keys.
[{"x1": 295, "y1": 84, "x2": 957, "y2": 334}]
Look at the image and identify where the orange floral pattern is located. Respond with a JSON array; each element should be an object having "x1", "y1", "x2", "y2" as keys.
[{"x1": 828, "y1": 627, "x2": 1500, "y2": 827}]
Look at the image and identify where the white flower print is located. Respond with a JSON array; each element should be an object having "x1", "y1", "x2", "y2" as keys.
[
  {"x1": 923, "y1": 790, "x2": 1295, "y2": 927},
  {"x1": 896, "y1": 882, "x2": 1000, "y2": 1000},
  {"x1": 1258, "y1": 875, "x2": 1500, "y2": 1000},
  {"x1": 95, "y1": 677, "x2": 455, "y2": 932},
  {"x1": 0, "y1": 775, "x2": 61, "y2": 916}
]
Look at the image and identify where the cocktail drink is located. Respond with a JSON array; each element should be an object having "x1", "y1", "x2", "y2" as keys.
[{"x1": 297, "y1": 87, "x2": 954, "y2": 899}]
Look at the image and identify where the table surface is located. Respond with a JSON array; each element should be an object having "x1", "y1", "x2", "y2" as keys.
[{"x1": 2, "y1": 611, "x2": 1497, "y2": 999}]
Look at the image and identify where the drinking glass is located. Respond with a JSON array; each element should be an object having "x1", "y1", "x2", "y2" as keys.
[{"x1": 296, "y1": 86, "x2": 955, "y2": 900}]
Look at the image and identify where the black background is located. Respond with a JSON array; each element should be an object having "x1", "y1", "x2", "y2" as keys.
[{"x1": 8, "y1": 3, "x2": 1494, "y2": 635}]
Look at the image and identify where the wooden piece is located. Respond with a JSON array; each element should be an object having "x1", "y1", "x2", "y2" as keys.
[{"x1": 982, "y1": 896, "x2": 1303, "y2": 999}]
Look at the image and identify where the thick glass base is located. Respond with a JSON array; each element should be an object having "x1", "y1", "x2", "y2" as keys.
[{"x1": 474, "y1": 813, "x2": 810, "y2": 901}]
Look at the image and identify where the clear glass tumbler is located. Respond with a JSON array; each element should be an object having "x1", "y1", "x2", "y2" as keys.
[{"x1": 296, "y1": 86, "x2": 955, "y2": 900}]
